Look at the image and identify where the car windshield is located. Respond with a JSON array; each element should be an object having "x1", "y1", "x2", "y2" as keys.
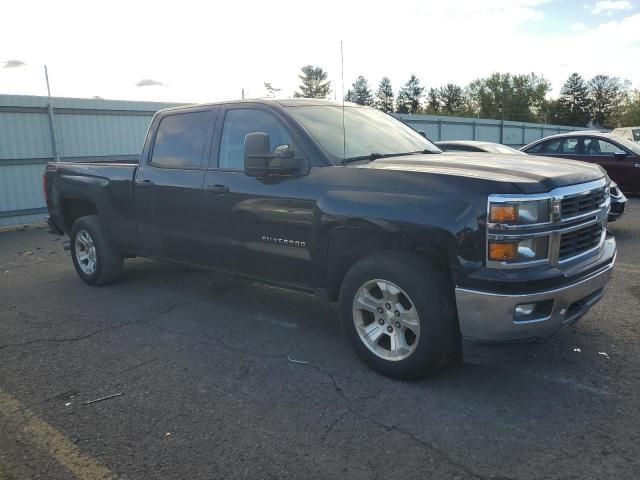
[
  {"x1": 484, "y1": 144, "x2": 526, "y2": 155},
  {"x1": 286, "y1": 105, "x2": 441, "y2": 162},
  {"x1": 633, "y1": 129, "x2": 640, "y2": 142}
]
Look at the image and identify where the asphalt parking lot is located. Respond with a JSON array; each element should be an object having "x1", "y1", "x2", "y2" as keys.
[{"x1": 1, "y1": 201, "x2": 639, "y2": 480}]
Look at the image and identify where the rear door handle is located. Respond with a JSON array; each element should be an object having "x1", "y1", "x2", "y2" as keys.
[
  {"x1": 136, "y1": 179, "x2": 154, "y2": 187},
  {"x1": 206, "y1": 184, "x2": 229, "y2": 195}
]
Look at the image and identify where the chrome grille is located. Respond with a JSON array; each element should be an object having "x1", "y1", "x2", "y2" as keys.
[
  {"x1": 560, "y1": 188, "x2": 606, "y2": 219},
  {"x1": 487, "y1": 178, "x2": 609, "y2": 269},
  {"x1": 559, "y1": 224, "x2": 603, "y2": 261}
]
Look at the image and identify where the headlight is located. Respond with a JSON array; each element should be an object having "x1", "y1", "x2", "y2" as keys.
[
  {"x1": 609, "y1": 182, "x2": 621, "y2": 198},
  {"x1": 488, "y1": 237, "x2": 549, "y2": 263},
  {"x1": 489, "y1": 199, "x2": 550, "y2": 225}
]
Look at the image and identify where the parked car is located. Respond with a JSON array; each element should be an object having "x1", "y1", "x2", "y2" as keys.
[
  {"x1": 45, "y1": 99, "x2": 616, "y2": 379},
  {"x1": 521, "y1": 131, "x2": 640, "y2": 194},
  {"x1": 611, "y1": 127, "x2": 640, "y2": 144},
  {"x1": 438, "y1": 140, "x2": 626, "y2": 221},
  {"x1": 435, "y1": 140, "x2": 526, "y2": 155}
]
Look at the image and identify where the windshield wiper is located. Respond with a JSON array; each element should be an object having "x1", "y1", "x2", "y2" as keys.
[
  {"x1": 341, "y1": 151, "x2": 429, "y2": 165},
  {"x1": 341, "y1": 152, "x2": 384, "y2": 164}
]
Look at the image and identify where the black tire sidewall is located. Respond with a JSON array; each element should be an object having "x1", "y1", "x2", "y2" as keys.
[{"x1": 339, "y1": 252, "x2": 455, "y2": 380}]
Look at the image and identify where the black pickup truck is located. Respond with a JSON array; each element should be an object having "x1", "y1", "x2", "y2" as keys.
[{"x1": 45, "y1": 99, "x2": 616, "y2": 379}]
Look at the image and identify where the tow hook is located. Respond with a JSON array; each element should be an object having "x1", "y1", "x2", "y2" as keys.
[{"x1": 63, "y1": 240, "x2": 70, "y2": 251}]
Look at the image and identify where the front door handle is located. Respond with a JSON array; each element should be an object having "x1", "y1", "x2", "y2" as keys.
[
  {"x1": 136, "y1": 179, "x2": 154, "y2": 187},
  {"x1": 206, "y1": 184, "x2": 229, "y2": 195}
]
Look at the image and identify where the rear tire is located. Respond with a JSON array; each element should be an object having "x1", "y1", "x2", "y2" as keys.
[
  {"x1": 70, "y1": 215, "x2": 123, "y2": 286},
  {"x1": 339, "y1": 252, "x2": 457, "y2": 380}
]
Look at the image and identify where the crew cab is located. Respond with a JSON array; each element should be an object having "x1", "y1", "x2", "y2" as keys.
[{"x1": 45, "y1": 99, "x2": 616, "y2": 379}]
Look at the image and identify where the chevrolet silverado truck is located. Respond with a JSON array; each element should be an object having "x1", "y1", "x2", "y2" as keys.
[{"x1": 44, "y1": 99, "x2": 616, "y2": 379}]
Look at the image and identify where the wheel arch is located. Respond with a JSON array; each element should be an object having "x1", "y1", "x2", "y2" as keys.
[
  {"x1": 324, "y1": 226, "x2": 457, "y2": 302},
  {"x1": 61, "y1": 198, "x2": 99, "y2": 233}
]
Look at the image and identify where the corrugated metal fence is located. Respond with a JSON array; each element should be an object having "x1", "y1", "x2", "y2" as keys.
[
  {"x1": 395, "y1": 113, "x2": 583, "y2": 148},
  {"x1": 0, "y1": 94, "x2": 582, "y2": 227},
  {"x1": 0, "y1": 94, "x2": 181, "y2": 226}
]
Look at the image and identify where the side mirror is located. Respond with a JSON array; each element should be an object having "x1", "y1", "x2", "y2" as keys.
[
  {"x1": 613, "y1": 150, "x2": 627, "y2": 160},
  {"x1": 244, "y1": 132, "x2": 300, "y2": 177},
  {"x1": 418, "y1": 130, "x2": 427, "y2": 138}
]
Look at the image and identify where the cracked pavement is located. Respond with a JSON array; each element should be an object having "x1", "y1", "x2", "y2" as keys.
[{"x1": 1, "y1": 201, "x2": 640, "y2": 479}]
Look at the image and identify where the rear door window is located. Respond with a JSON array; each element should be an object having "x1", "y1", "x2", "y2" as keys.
[
  {"x1": 540, "y1": 138, "x2": 579, "y2": 154},
  {"x1": 151, "y1": 111, "x2": 212, "y2": 169}
]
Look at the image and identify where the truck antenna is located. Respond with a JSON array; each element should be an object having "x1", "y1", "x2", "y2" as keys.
[{"x1": 341, "y1": 40, "x2": 346, "y2": 161}]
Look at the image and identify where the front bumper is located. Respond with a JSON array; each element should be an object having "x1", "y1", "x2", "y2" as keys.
[{"x1": 455, "y1": 252, "x2": 615, "y2": 344}]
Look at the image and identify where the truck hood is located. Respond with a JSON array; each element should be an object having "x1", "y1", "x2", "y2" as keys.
[{"x1": 352, "y1": 152, "x2": 606, "y2": 194}]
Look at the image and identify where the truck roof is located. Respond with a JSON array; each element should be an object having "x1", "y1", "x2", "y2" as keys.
[{"x1": 157, "y1": 98, "x2": 359, "y2": 114}]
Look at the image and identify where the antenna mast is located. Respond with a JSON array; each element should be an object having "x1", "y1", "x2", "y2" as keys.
[{"x1": 341, "y1": 40, "x2": 346, "y2": 161}]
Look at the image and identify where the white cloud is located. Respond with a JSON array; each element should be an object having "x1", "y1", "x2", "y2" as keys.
[
  {"x1": 569, "y1": 22, "x2": 588, "y2": 31},
  {"x1": 135, "y1": 79, "x2": 166, "y2": 87},
  {"x1": 590, "y1": 1, "x2": 633, "y2": 14},
  {"x1": 3, "y1": 59, "x2": 26, "y2": 68}
]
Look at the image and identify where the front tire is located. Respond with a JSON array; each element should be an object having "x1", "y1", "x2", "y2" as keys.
[
  {"x1": 339, "y1": 252, "x2": 457, "y2": 380},
  {"x1": 70, "y1": 216, "x2": 123, "y2": 286}
]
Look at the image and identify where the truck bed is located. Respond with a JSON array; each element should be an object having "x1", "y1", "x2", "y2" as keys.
[{"x1": 45, "y1": 161, "x2": 139, "y2": 249}]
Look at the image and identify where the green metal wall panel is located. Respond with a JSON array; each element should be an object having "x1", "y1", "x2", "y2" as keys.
[
  {"x1": 0, "y1": 112, "x2": 52, "y2": 159},
  {"x1": 0, "y1": 164, "x2": 46, "y2": 216},
  {"x1": 0, "y1": 94, "x2": 182, "y2": 227}
]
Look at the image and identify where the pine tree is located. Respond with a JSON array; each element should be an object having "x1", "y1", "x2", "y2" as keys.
[
  {"x1": 556, "y1": 73, "x2": 591, "y2": 126},
  {"x1": 396, "y1": 75, "x2": 424, "y2": 114},
  {"x1": 426, "y1": 88, "x2": 440, "y2": 114},
  {"x1": 588, "y1": 75, "x2": 625, "y2": 128},
  {"x1": 344, "y1": 89, "x2": 356, "y2": 102},
  {"x1": 347, "y1": 76, "x2": 374, "y2": 106},
  {"x1": 375, "y1": 77, "x2": 394, "y2": 112},
  {"x1": 293, "y1": 65, "x2": 331, "y2": 99},
  {"x1": 264, "y1": 82, "x2": 281, "y2": 98},
  {"x1": 438, "y1": 84, "x2": 464, "y2": 114}
]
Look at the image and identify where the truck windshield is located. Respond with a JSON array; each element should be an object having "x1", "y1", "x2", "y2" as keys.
[{"x1": 286, "y1": 105, "x2": 441, "y2": 163}]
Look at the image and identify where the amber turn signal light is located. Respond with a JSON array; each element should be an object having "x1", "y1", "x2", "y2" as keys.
[
  {"x1": 490, "y1": 204, "x2": 518, "y2": 223},
  {"x1": 488, "y1": 241, "x2": 518, "y2": 261}
]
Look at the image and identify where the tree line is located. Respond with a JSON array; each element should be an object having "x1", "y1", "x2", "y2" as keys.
[{"x1": 275, "y1": 65, "x2": 639, "y2": 129}]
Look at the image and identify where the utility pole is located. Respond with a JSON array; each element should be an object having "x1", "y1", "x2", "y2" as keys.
[
  {"x1": 241, "y1": 88, "x2": 245, "y2": 100},
  {"x1": 44, "y1": 65, "x2": 60, "y2": 162},
  {"x1": 499, "y1": 82, "x2": 506, "y2": 144}
]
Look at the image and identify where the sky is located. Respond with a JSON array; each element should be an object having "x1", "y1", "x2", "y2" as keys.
[{"x1": 1, "y1": 0, "x2": 639, "y2": 104}]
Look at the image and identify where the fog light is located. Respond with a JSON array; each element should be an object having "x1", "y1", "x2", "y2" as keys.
[
  {"x1": 515, "y1": 303, "x2": 536, "y2": 316},
  {"x1": 513, "y1": 300, "x2": 553, "y2": 323}
]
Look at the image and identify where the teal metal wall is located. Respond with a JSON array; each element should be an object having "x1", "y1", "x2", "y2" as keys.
[
  {"x1": 0, "y1": 95, "x2": 182, "y2": 226},
  {"x1": 394, "y1": 113, "x2": 584, "y2": 148}
]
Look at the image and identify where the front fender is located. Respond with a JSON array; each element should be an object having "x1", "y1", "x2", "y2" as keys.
[{"x1": 313, "y1": 189, "x2": 484, "y2": 299}]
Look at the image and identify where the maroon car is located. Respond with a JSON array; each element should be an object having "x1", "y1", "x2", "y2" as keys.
[{"x1": 521, "y1": 132, "x2": 640, "y2": 194}]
